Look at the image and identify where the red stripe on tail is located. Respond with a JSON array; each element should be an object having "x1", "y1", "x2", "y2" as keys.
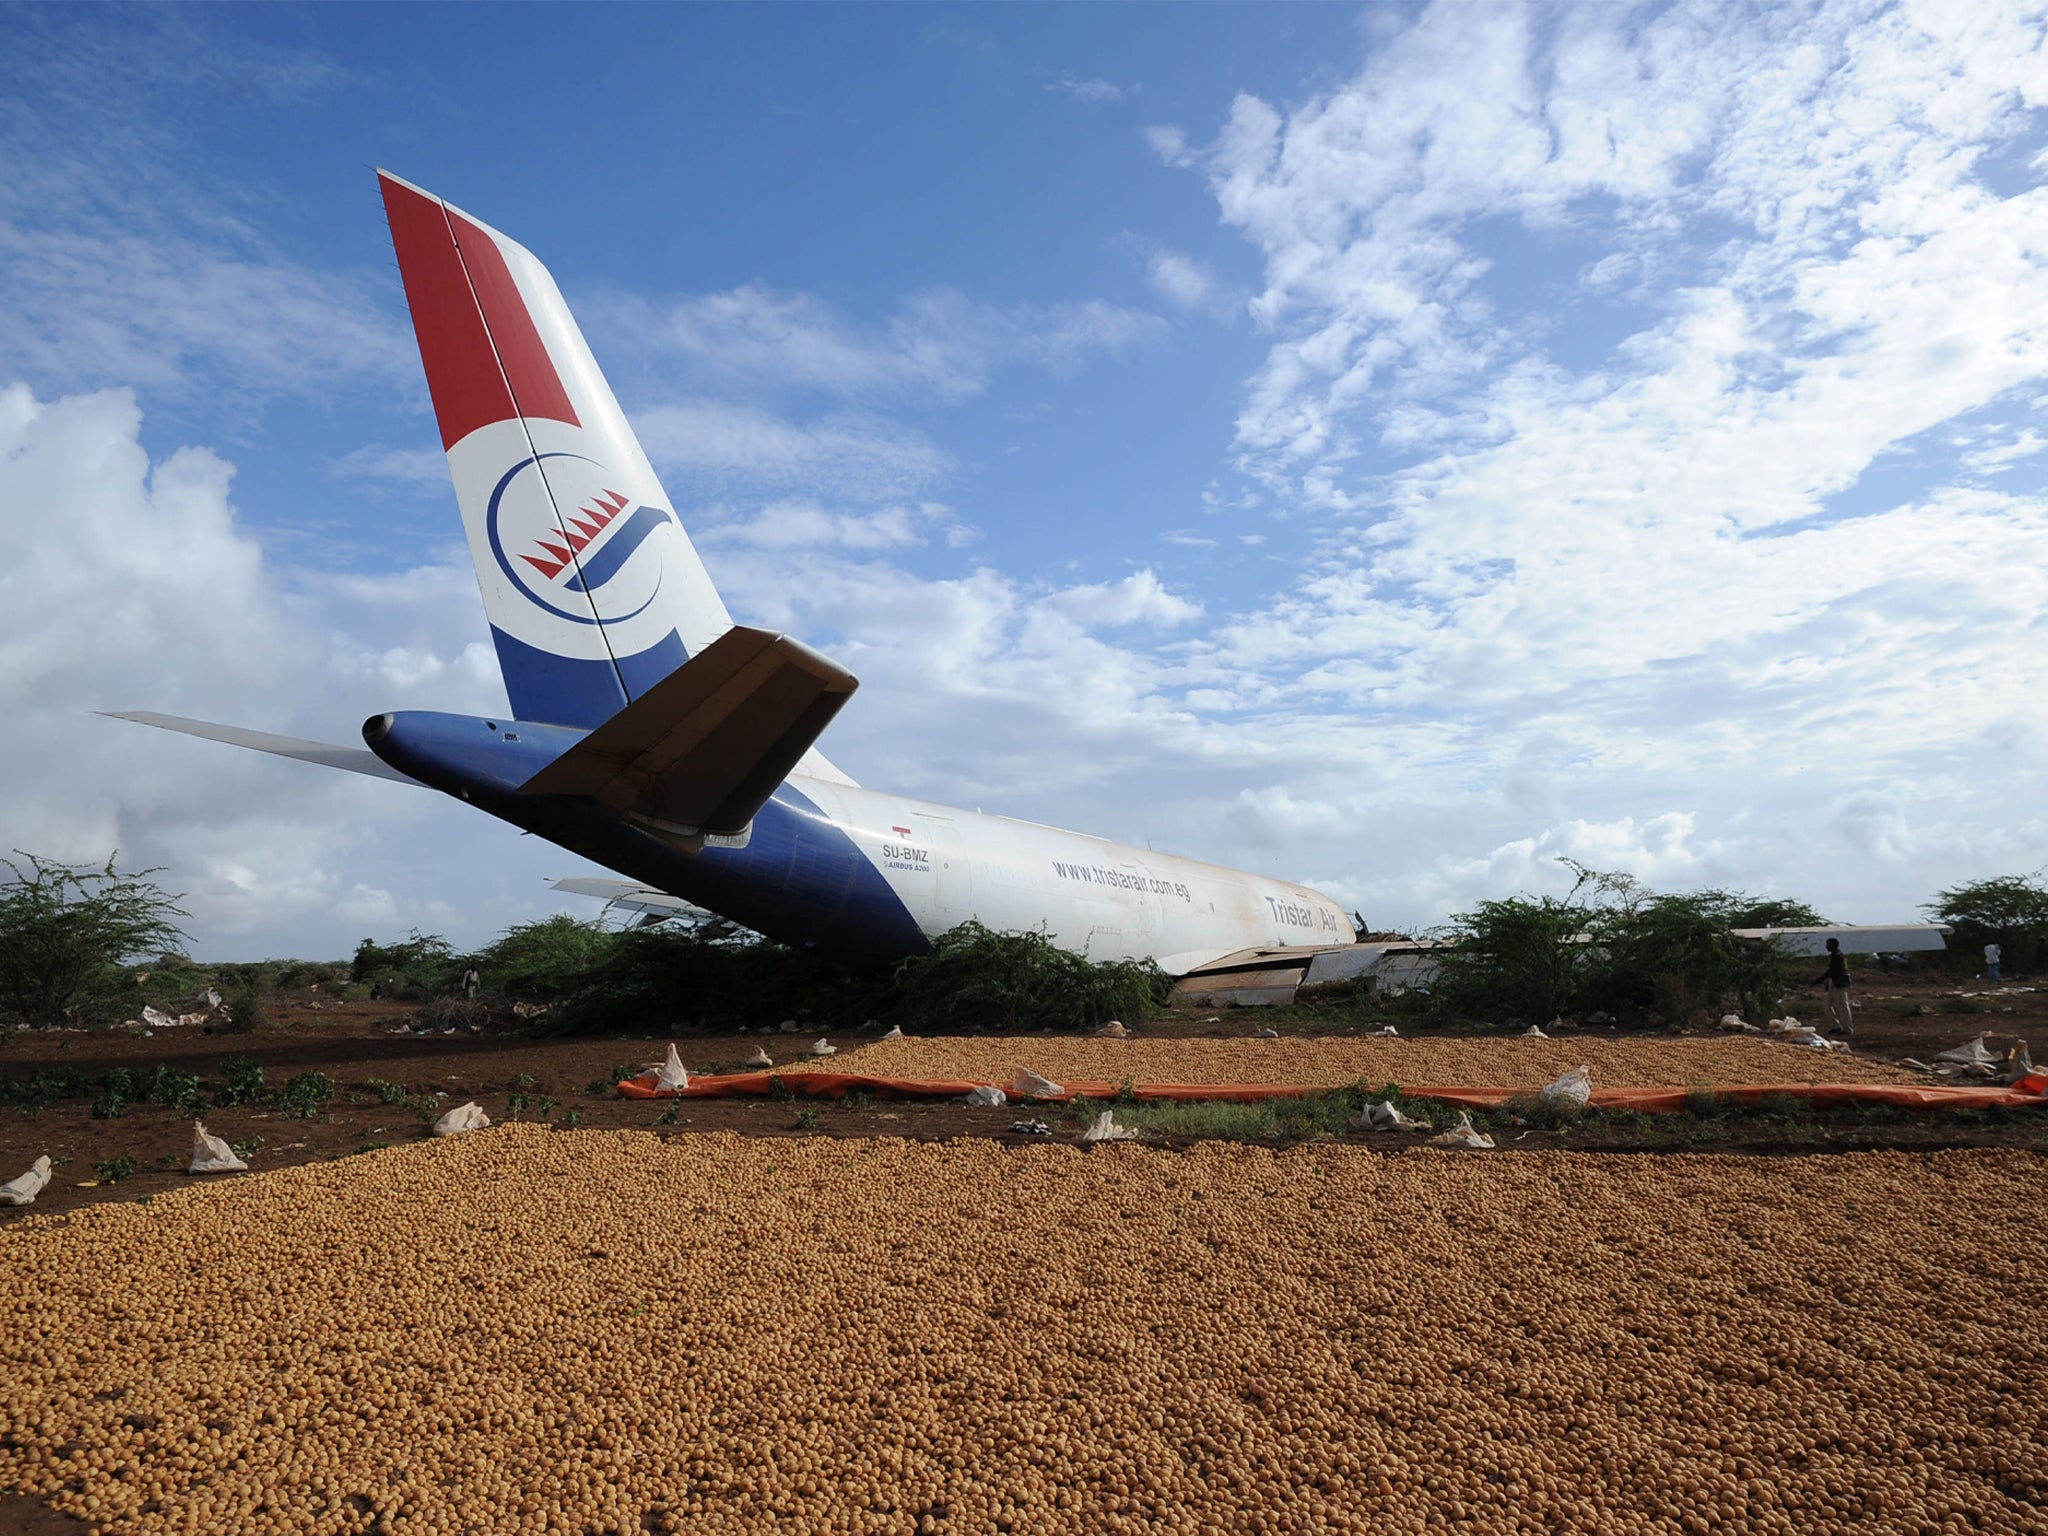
[{"x1": 379, "y1": 175, "x2": 580, "y2": 450}]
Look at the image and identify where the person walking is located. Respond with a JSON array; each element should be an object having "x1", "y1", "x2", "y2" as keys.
[
  {"x1": 1985, "y1": 942, "x2": 2001, "y2": 983},
  {"x1": 1812, "y1": 937, "x2": 1854, "y2": 1036}
]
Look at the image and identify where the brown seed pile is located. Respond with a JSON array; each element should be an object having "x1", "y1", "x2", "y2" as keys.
[
  {"x1": 801, "y1": 1034, "x2": 1920, "y2": 1088},
  {"x1": 4, "y1": 1130, "x2": 2045, "y2": 1535}
]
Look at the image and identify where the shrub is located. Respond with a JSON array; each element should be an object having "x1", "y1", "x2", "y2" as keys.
[
  {"x1": 278, "y1": 1071, "x2": 336, "y2": 1119},
  {"x1": 214, "y1": 1056, "x2": 266, "y2": 1108},
  {"x1": 465, "y1": 916, "x2": 618, "y2": 1001},
  {"x1": 0, "y1": 853, "x2": 187, "y2": 1031},
  {"x1": 350, "y1": 930, "x2": 462, "y2": 999},
  {"x1": 885, "y1": 922, "x2": 1171, "y2": 1034},
  {"x1": 1924, "y1": 874, "x2": 2048, "y2": 973}
]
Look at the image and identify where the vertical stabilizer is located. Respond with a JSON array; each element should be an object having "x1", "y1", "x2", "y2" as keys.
[{"x1": 379, "y1": 170, "x2": 734, "y2": 729}]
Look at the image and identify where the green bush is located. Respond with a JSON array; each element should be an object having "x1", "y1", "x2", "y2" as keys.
[
  {"x1": 214, "y1": 1056, "x2": 266, "y2": 1108},
  {"x1": 885, "y1": 922, "x2": 1170, "y2": 1034},
  {"x1": 350, "y1": 930, "x2": 462, "y2": 1000},
  {"x1": 1924, "y1": 874, "x2": 2048, "y2": 974},
  {"x1": 278, "y1": 1071, "x2": 335, "y2": 1119},
  {"x1": 466, "y1": 915, "x2": 619, "y2": 1001},
  {"x1": 0, "y1": 853, "x2": 186, "y2": 1031},
  {"x1": 543, "y1": 918, "x2": 855, "y2": 1034}
]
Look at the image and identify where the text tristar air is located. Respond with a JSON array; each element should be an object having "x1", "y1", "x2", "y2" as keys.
[{"x1": 113, "y1": 172, "x2": 1357, "y2": 975}]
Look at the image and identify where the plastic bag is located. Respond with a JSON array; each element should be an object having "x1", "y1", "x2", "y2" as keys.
[
  {"x1": 1012, "y1": 1067, "x2": 1066, "y2": 1098},
  {"x1": 1010, "y1": 1120, "x2": 1052, "y2": 1136},
  {"x1": 1539, "y1": 1065, "x2": 1593, "y2": 1111},
  {"x1": 1718, "y1": 1013, "x2": 1758, "y2": 1033},
  {"x1": 0, "y1": 1156, "x2": 51, "y2": 1207},
  {"x1": 1079, "y1": 1110, "x2": 1138, "y2": 1144},
  {"x1": 1936, "y1": 1033, "x2": 2000, "y2": 1067},
  {"x1": 1254, "y1": 1027, "x2": 1280, "y2": 1039},
  {"x1": 642, "y1": 1044, "x2": 689, "y2": 1092},
  {"x1": 744, "y1": 1047, "x2": 774, "y2": 1069},
  {"x1": 432, "y1": 1101, "x2": 490, "y2": 1137},
  {"x1": 2005, "y1": 1041, "x2": 2036, "y2": 1086},
  {"x1": 809, "y1": 1038, "x2": 838, "y2": 1058},
  {"x1": 1093, "y1": 1020, "x2": 1130, "y2": 1039},
  {"x1": 1372, "y1": 1025, "x2": 1399, "y2": 1037},
  {"x1": 1359, "y1": 1100, "x2": 1426, "y2": 1132},
  {"x1": 188, "y1": 1120, "x2": 248, "y2": 1173},
  {"x1": 879, "y1": 1024, "x2": 906, "y2": 1041},
  {"x1": 1430, "y1": 1111, "x2": 1495, "y2": 1150},
  {"x1": 964, "y1": 1086, "x2": 1007, "y2": 1108},
  {"x1": 1522, "y1": 1024, "x2": 1549, "y2": 1039}
]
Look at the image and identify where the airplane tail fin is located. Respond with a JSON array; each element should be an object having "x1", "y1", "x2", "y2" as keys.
[{"x1": 378, "y1": 170, "x2": 736, "y2": 732}]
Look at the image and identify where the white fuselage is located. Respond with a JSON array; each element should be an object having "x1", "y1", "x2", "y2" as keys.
[{"x1": 795, "y1": 775, "x2": 1354, "y2": 973}]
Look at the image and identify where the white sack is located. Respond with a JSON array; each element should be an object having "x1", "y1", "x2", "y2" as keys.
[
  {"x1": 744, "y1": 1048, "x2": 774, "y2": 1069},
  {"x1": 2006, "y1": 1041, "x2": 2036, "y2": 1085},
  {"x1": 1093, "y1": 1020, "x2": 1130, "y2": 1039},
  {"x1": 1372, "y1": 1025, "x2": 1398, "y2": 1037},
  {"x1": 0, "y1": 1156, "x2": 52, "y2": 1206},
  {"x1": 1079, "y1": 1110, "x2": 1138, "y2": 1144},
  {"x1": 810, "y1": 1038, "x2": 838, "y2": 1058},
  {"x1": 652, "y1": 1044, "x2": 689, "y2": 1092},
  {"x1": 1431, "y1": 1111, "x2": 1495, "y2": 1150},
  {"x1": 1935, "y1": 1033, "x2": 2000, "y2": 1068},
  {"x1": 189, "y1": 1120, "x2": 247, "y2": 1174},
  {"x1": 1539, "y1": 1065, "x2": 1594, "y2": 1111},
  {"x1": 1718, "y1": 1014, "x2": 1757, "y2": 1032},
  {"x1": 1522, "y1": 1025, "x2": 1549, "y2": 1039},
  {"x1": 879, "y1": 1024, "x2": 906, "y2": 1041},
  {"x1": 1013, "y1": 1067, "x2": 1066, "y2": 1098},
  {"x1": 964, "y1": 1086, "x2": 1007, "y2": 1108},
  {"x1": 141, "y1": 1006, "x2": 177, "y2": 1030},
  {"x1": 432, "y1": 1101, "x2": 490, "y2": 1137},
  {"x1": 1360, "y1": 1100, "x2": 1426, "y2": 1132},
  {"x1": 1254, "y1": 1027, "x2": 1280, "y2": 1039}
]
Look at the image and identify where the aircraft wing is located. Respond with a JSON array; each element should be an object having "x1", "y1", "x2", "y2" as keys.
[
  {"x1": 102, "y1": 712, "x2": 420, "y2": 784},
  {"x1": 517, "y1": 625, "x2": 856, "y2": 837}
]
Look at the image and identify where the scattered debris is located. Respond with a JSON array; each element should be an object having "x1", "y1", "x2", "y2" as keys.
[
  {"x1": 432, "y1": 1102, "x2": 491, "y2": 1137},
  {"x1": 1897, "y1": 1058, "x2": 1936, "y2": 1074},
  {"x1": 0, "y1": 1156, "x2": 52, "y2": 1207},
  {"x1": 809, "y1": 1038, "x2": 838, "y2": 1058},
  {"x1": 1093, "y1": 1020, "x2": 1131, "y2": 1039},
  {"x1": 964, "y1": 1086, "x2": 1007, "y2": 1108},
  {"x1": 1359, "y1": 1100, "x2": 1427, "y2": 1132},
  {"x1": 189, "y1": 1121, "x2": 248, "y2": 1174},
  {"x1": 776, "y1": 1019, "x2": 798, "y2": 1034},
  {"x1": 1718, "y1": 1013, "x2": 1760, "y2": 1033},
  {"x1": 743, "y1": 1047, "x2": 774, "y2": 1069},
  {"x1": 1372, "y1": 1025, "x2": 1399, "y2": 1037},
  {"x1": 2004, "y1": 1041, "x2": 2036, "y2": 1087},
  {"x1": 1932, "y1": 1034, "x2": 2001, "y2": 1078},
  {"x1": 1012, "y1": 1067, "x2": 1065, "y2": 1099},
  {"x1": 878, "y1": 1024, "x2": 906, "y2": 1041},
  {"x1": 1431, "y1": 1111, "x2": 1495, "y2": 1150},
  {"x1": 1539, "y1": 1065, "x2": 1594, "y2": 1111},
  {"x1": 1255, "y1": 1027, "x2": 1280, "y2": 1039},
  {"x1": 1079, "y1": 1110, "x2": 1139, "y2": 1145},
  {"x1": 1523, "y1": 1024, "x2": 1550, "y2": 1039},
  {"x1": 1009, "y1": 1120, "x2": 1052, "y2": 1136}
]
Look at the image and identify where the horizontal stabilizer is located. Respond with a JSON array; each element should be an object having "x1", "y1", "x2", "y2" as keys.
[
  {"x1": 518, "y1": 626, "x2": 856, "y2": 837},
  {"x1": 550, "y1": 877, "x2": 711, "y2": 921},
  {"x1": 102, "y1": 712, "x2": 419, "y2": 784}
]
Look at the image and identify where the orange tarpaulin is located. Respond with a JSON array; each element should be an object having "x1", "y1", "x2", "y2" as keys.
[{"x1": 618, "y1": 1072, "x2": 2048, "y2": 1113}]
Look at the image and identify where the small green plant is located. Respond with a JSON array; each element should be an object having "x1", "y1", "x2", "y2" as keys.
[
  {"x1": 535, "y1": 1094, "x2": 558, "y2": 1122},
  {"x1": 506, "y1": 1090, "x2": 533, "y2": 1120},
  {"x1": 141, "y1": 1065, "x2": 205, "y2": 1115},
  {"x1": 767, "y1": 1075, "x2": 793, "y2": 1102},
  {"x1": 93, "y1": 1155, "x2": 136, "y2": 1183},
  {"x1": 560, "y1": 1109, "x2": 583, "y2": 1129},
  {"x1": 654, "y1": 1100, "x2": 685, "y2": 1126},
  {"x1": 1112, "y1": 1076, "x2": 1138, "y2": 1106},
  {"x1": 586, "y1": 1078, "x2": 615, "y2": 1097},
  {"x1": 793, "y1": 1105, "x2": 819, "y2": 1131},
  {"x1": 214, "y1": 1056, "x2": 266, "y2": 1108},
  {"x1": 91, "y1": 1067, "x2": 134, "y2": 1119},
  {"x1": 278, "y1": 1070, "x2": 335, "y2": 1120},
  {"x1": 509, "y1": 1072, "x2": 536, "y2": 1090},
  {"x1": 363, "y1": 1078, "x2": 408, "y2": 1105},
  {"x1": 608, "y1": 1063, "x2": 635, "y2": 1084},
  {"x1": 228, "y1": 1136, "x2": 262, "y2": 1161}
]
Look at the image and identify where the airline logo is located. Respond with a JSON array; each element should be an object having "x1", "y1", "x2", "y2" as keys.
[{"x1": 485, "y1": 451, "x2": 676, "y2": 625}]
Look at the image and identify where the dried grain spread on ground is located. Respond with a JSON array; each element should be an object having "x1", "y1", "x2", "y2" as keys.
[
  {"x1": 798, "y1": 1034, "x2": 1922, "y2": 1089},
  {"x1": 4, "y1": 1127, "x2": 2045, "y2": 1535}
]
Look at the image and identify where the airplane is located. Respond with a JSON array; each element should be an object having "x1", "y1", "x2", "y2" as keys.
[{"x1": 110, "y1": 170, "x2": 1364, "y2": 979}]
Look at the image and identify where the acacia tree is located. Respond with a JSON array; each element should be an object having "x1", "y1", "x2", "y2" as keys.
[
  {"x1": 1923, "y1": 874, "x2": 2048, "y2": 974},
  {"x1": 0, "y1": 853, "x2": 186, "y2": 1031}
]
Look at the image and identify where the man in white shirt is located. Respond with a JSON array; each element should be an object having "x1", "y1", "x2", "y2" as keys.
[{"x1": 1985, "y1": 942, "x2": 2001, "y2": 983}]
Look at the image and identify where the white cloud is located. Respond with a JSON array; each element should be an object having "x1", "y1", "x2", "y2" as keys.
[
  {"x1": 597, "y1": 283, "x2": 1168, "y2": 406},
  {"x1": 1045, "y1": 76, "x2": 1130, "y2": 105},
  {"x1": 329, "y1": 444, "x2": 448, "y2": 489},
  {"x1": 0, "y1": 381, "x2": 601, "y2": 958},
  {"x1": 1042, "y1": 569, "x2": 1202, "y2": 629},
  {"x1": 631, "y1": 398, "x2": 949, "y2": 500},
  {"x1": 698, "y1": 500, "x2": 963, "y2": 553},
  {"x1": 1146, "y1": 249, "x2": 1217, "y2": 311}
]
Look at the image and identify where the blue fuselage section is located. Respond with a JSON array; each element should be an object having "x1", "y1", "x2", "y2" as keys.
[{"x1": 365, "y1": 710, "x2": 928, "y2": 966}]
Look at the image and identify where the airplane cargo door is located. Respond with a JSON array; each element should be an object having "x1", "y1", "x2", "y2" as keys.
[{"x1": 911, "y1": 813, "x2": 973, "y2": 930}]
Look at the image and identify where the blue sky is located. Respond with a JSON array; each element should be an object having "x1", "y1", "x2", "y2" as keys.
[{"x1": 5, "y1": 1, "x2": 2048, "y2": 959}]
